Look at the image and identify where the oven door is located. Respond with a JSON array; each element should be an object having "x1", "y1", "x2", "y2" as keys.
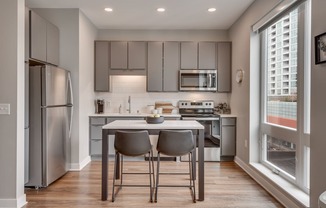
[{"x1": 179, "y1": 70, "x2": 217, "y2": 91}]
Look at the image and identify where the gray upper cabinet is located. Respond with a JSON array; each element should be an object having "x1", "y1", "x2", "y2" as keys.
[
  {"x1": 147, "y1": 42, "x2": 163, "y2": 92},
  {"x1": 95, "y1": 41, "x2": 110, "y2": 92},
  {"x1": 110, "y1": 41, "x2": 127, "y2": 69},
  {"x1": 30, "y1": 10, "x2": 59, "y2": 66},
  {"x1": 46, "y1": 22, "x2": 59, "y2": 66},
  {"x1": 30, "y1": 10, "x2": 47, "y2": 63},
  {"x1": 198, "y1": 42, "x2": 216, "y2": 69},
  {"x1": 128, "y1": 42, "x2": 146, "y2": 69},
  {"x1": 217, "y1": 42, "x2": 232, "y2": 92},
  {"x1": 163, "y1": 42, "x2": 179, "y2": 92},
  {"x1": 181, "y1": 42, "x2": 198, "y2": 69}
]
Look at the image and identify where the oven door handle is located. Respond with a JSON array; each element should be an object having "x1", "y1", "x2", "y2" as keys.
[{"x1": 182, "y1": 117, "x2": 220, "y2": 121}]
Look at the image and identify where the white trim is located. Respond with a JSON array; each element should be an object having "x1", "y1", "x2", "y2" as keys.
[
  {"x1": 235, "y1": 156, "x2": 309, "y2": 208},
  {"x1": 252, "y1": 0, "x2": 299, "y2": 32},
  {"x1": 69, "y1": 156, "x2": 91, "y2": 171},
  {"x1": 0, "y1": 194, "x2": 27, "y2": 208}
]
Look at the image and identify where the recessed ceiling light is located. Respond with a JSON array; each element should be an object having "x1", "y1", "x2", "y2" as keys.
[
  {"x1": 104, "y1": 8, "x2": 113, "y2": 12},
  {"x1": 157, "y1": 8, "x2": 165, "y2": 12},
  {"x1": 208, "y1": 8, "x2": 216, "y2": 12}
]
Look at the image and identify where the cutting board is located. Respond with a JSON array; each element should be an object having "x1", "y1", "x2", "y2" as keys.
[{"x1": 154, "y1": 102, "x2": 175, "y2": 114}]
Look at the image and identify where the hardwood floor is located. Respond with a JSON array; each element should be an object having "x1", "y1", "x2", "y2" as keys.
[{"x1": 24, "y1": 161, "x2": 284, "y2": 208}]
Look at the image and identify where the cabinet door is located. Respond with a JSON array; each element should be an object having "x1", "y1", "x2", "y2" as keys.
[
  {"x1": 110, "y1": 41, "x2": 127, "y2": 69},
  {"x1": 147, "y1": 42, "x2": 163, "y2": 92},
  {"x1": 163, "y1": 42, "x2": 180, "y2": 91},
  {"x1": 217, "y1": 42, "x2": 231, "y2": 92},
  {"x1": 199, "y1": 42, "x2": 216, "y2": 69},
  {"x1": 46, "y1": 22, "x2": 59, "y2": 65},
  {"x1": 128, "y1": 42, "x2": 146, "y2": 69},
  {"x1": 181, "y1": 42, "x2": 198, "y2": 69},
  {"x1": 95, "y1": 41, "x2": 109, "y2": 91},
  {"x1": 30, "y1": 10, "x2": 47, "y2": 62}
]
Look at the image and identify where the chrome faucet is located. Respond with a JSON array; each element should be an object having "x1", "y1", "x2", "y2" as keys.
[{"x1": 127, "y1": 96, "x2": 131, "y2": 114}]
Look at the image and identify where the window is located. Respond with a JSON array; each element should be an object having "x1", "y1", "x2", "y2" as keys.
[{"x1": 260, "y1": 1, "x2": 310, "y2": 192}]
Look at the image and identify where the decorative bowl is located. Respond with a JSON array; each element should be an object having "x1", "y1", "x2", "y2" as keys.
[{"x1": 146, "y1": 116, "x2": 164, "y2": 124}]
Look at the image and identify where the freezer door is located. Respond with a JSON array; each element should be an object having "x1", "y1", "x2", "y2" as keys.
[
  {"x1": 42, "y1": 106, "x2": 68, "y2": 186},
  {"x1": 42, "y1": 66, "x2": 70, "y2": 106}
]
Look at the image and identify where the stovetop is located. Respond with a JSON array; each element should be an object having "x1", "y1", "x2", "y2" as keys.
[{"x1": 178, "y1": 100, "x2": 216, "y2": 118}]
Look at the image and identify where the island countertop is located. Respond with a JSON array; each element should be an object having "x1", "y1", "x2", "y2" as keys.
[
  {"x1": 90, "y1": 113, "x2": 181, "y2": 118},
  {"x1": 102, "y1": 119, "x2": 204, "y2": 130}
]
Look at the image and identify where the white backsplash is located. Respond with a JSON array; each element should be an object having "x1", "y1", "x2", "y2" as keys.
[{"x1": 95, "y1": 76, "x2": 229, "y2": 114}]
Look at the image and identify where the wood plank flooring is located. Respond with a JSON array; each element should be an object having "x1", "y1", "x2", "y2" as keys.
[{"x1": 24, "y1": 161, "x2": 284, "y2": 208}]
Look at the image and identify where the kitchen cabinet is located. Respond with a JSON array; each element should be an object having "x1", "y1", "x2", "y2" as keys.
[
  {"x1": 147, "y1": 42, "x2": 179, "y2": 92},
  {"x1": 110, "y1": 41, "x2": 127, "y2": 69},
  {"x1": 220, "y1": 117, "x2": 236, "y2": 156},
  {"x1": 30, "y1": 10, "x2": 59, "y2": 65},
  {"x1": 181, "y1": 42, "x2": 198, "y2": 69},
  {"x1": 217, "y1": 42, "x2": 232, "y2": 92},
  {"x1": 128, "y1": 42, "x2": 147, "y2": 69},
  {"x1": 147, "y1": 42, "x2": 163, "y2": 91},
  {"x1": 94, "y1": 41, "x2": 110, "y2": 92},
  {"x1": 198, "y1": 42, "x2": 216, "y2": 69},
  {"x1": 110, "y1": 41, "x2": 146, "y2": 70},
  {"x1": 163, "y1": 42, "x2": 180, "y2": 92}
]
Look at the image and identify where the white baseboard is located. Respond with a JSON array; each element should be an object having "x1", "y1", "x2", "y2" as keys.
[
  {"x1": 0, "y1": 194, "x2": 27, "y2": 208},
  {"x1": 69, "y1": 156, "x2": 91, "y2": 171},
  {"x1": 234, "y1": 156, "x2": 308, "y2": 208}
]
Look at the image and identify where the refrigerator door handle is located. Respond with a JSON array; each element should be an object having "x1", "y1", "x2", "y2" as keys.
[{"x1": 67, "y1": 72, "x2": 73, "y2": 139}]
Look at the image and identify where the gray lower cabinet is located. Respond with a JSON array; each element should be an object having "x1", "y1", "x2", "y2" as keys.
[
  {"x1": 30, "y1": 10, "x2": 59, "y2": 65},
  {"x1": 217, "y1": 42, "x2": 232, "y2": 92},
  {"x1": 220, "y1": 117, "x2": 236, "y2": 156},
  {"x1": 94, "y1": 41, "x2": 110, "y2": 91}
]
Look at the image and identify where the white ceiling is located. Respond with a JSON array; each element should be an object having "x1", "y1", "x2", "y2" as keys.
[{"x1": 26, "y1": 0, "x2": 255, "y2": 30}]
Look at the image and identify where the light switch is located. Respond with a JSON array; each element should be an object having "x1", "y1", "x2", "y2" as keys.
[{"x1": 0, "y1": 104, "x2": 10, "y2": 115}]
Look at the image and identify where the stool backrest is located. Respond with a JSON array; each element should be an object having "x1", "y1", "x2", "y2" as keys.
[
  {"x1": 157, "y1": 130, "x2": 194, "y2": 156},
  {"x1": 115, "y1": 130, "x2": 151, "y2": 156}
]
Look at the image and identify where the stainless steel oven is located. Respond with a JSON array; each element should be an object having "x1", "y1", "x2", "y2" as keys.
[
  {"x1": 179, "y1": 100, "x2": 221, "y2": 161},
  {"x1": 179, "y1": 70, "x2": 217, "y2": 91}
]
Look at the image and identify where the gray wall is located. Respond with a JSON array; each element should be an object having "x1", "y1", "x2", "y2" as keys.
[
  {"x1": 97, "y1": 29, "x2": 229, "y2": 41},
  {"x1": 0, "y1": 0, "x2": 26, "y2": 206},
  {"x1": 229, "y1": 0, "x2": 279, "y2": 163},
  {"x1": 310, "y1": 0, "x2": 326, "y2": 207}
]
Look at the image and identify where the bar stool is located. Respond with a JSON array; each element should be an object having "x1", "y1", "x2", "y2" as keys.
[
  {"x1": 155, "y1": 130, "x2": 196, "y2": 203},
  {"x1": 112, "y1": 130, "x2": 155, "y2": 202}
]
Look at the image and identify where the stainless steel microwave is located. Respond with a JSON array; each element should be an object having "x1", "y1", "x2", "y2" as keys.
[{"x1": 179, "y1": 70, "x2": 217, "y2": 91}]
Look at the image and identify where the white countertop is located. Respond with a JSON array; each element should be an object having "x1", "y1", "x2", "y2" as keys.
[
  {"x1": 102, "y1": 120, "x2": 204, "y2": 130},
  {"x1": 90, "y1": 113, "x2": 181, "y2": 118}
]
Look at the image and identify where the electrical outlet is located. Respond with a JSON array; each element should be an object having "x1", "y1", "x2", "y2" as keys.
[
  {"x1": 0, "y1": 104, "x2": 10, "y2": 115},
  {"x1": 244, "y1": 139, "x2": 248, "y2": 148}
]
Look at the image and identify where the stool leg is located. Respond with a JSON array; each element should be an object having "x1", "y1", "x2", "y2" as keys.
[
  {"x1": 112, "y1": 152, "x2": 118, "y2": 202},
  {"x1": 148, "y1": 152, "x2": 153, "y2": 202},
  {"x1": 120, "y1": 155, "x2": 124, "y2": 189},
  {"x1": 154, "y1": 152, "x2": 160, "y2": 203},
  {"x1": 190, "y1": 152, "x2": 196, "y2": 203}
]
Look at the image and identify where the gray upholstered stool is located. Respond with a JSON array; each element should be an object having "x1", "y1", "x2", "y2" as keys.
[
  {"x1": 112, "y1": 130, "x2": 155, "y2": 202},
  {"x1": 155, "y1": 130, "x2": 196, "y2": 203}
]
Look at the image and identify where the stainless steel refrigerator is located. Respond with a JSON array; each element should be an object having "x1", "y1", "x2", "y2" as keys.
[{"x1": 26, "y1": 65, "x2": 73, "y2": 188}]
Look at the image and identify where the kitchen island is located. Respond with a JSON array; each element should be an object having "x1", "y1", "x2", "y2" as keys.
[{"x1": 101, "y1": 120, "x2": 205, "y2": 201}]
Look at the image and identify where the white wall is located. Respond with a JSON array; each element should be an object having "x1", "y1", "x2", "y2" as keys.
[
  {"x1": 78, "y1": 11, "x2": 97, "y2": 166},
  {"x1": 96, "y1": 29, "x2": 230, "y2": 113},
  {"x1": 0, "y1": 0, "x2": 26, "y2": 207},
  {"x1": 310, "y1": 0, "x2": 326, "y2": 207}
]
